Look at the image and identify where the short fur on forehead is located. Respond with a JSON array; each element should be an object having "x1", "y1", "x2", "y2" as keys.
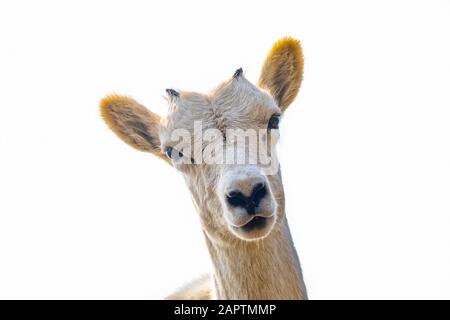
[{"x1": 211, "y1": 74, "x2": 279, "y2": 129}]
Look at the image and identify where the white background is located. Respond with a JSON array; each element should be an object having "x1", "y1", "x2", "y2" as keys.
[{"x1": 0, "y1": 0, "x2": 449, "y2": 299}]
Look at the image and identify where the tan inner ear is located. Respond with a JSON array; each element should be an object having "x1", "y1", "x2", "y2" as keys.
[
  {"x1": 99, "y1": 95, "x2": 165, "y2": 160},
  {"x1": 258, "y1": 37, "x2": 304, "y2": 112}
]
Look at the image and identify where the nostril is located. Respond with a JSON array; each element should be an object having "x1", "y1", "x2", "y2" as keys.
[
  {"x1": 253, "y1": 182, "x2": 265, "y2": 192},
  {"x1": 226, "y1": 191, "x2": 248, "y2": 208},
  {"x1": 251, "y1": 182, "x2": 267, "y2": 207}
]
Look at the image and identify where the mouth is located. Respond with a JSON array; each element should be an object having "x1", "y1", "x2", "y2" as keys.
[
  {"x1": 241, "y1": 216, "x2": 268, "y2": 232},
  {"x1": 230, "y1": 215, "x2": 275, "y2": 240}
]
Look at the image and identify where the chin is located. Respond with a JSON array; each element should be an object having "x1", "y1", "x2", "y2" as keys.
[{"x1": 230, "y1": 215, "x2": 276, "y2": 241}]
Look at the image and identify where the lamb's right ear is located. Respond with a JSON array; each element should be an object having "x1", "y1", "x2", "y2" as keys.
[{"x1": 100, "y1": 95, "x2": 163, "y2": 157}]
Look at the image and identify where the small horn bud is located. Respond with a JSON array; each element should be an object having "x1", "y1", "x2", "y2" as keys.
[
  {"x1": 233, "y1": 68, "x2": 243, "y2": 79},
  {"x1": 166, "y1": 88, "x2": 179, "y2": 97}
]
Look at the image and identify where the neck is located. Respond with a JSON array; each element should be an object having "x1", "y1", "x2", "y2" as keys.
[{"x1": 203, "y1": 215, "x2": 307, "y2": 300}]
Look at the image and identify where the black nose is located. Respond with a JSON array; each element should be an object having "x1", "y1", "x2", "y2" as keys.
[{"x1": 226, "y1": 183, "x2": 267, "y2": 215}]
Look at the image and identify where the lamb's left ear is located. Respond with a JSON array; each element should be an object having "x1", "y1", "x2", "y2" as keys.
[
  {"x1": 99, "y1": 95, "x2": 163, "y2": 157},
  {"x1": 258, "y1": 37, "x2": 304, "y2": 112}
]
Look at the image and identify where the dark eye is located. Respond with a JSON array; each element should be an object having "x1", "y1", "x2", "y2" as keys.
[
  {"x1": 165, "y1": 147, "x2": 183, "y2": 160},
  {"x1": 268, "y1": 114, "x2": 281, "y2": 130}
]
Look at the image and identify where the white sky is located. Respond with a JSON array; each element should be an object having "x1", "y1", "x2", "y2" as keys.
[{"x1": 0, "y1": 0, "x2": 449, "y2": 299}]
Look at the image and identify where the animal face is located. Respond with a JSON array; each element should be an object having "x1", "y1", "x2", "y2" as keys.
[{"x1": 100, "y1": 37, "x2": 303, "y2": 242}]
